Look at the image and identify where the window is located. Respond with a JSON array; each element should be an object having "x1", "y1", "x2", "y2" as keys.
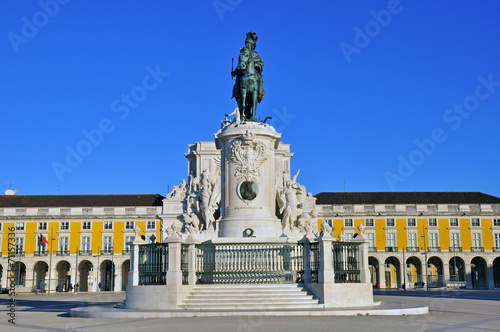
[
  {"x1": 15, "y1": 237, "x2": 24, "y2": 255},
  {"x1": 82, "y1": 221, "x2": 91, "y2": 230},
  {"x1": 147, "y1": 221, "x2": 156, "y2": 229},
  {"x1": 450, "y1": 233, "x2": 460, "y2": 248},
  {"x1": 82, "y1": 236, "x2": 91, "y2": 253},
  {"x1": 387, "y1": 233, "x2": 396, "y2": 248},
  {"x1": 367, "y1": 233, "x2": 375, "y2": 248},
  {"x1": 104, "y1": 221, "x2": 113, "y2": 230},
  {"x1": 494, "y1": 219, "x2": 500, "y2": 226},
  {"x1": 0, "y1": 223, "x2": 2, "y2": 230},
  {"x1": 429, "y1": 218, "x2": 437, "y2": 227},
  {"x1": 429, "y1": 233, "x2": 438, "y2": 248},
  {"x1": 386, "y1": 218, "x2": 395, "y2": 227},
  {"x1": 471, "y1": 218, "x2": 480, "y2": 227},
  {"x1": 38, "y1": 222, "x2": 47, "y2": 230},
  {"x1": 61, "y1": 222, "x2": 69, "y2": 230},
  {"x1": 103, "y1": 236, "x2": 113, "y2": 253},
  {"x1": 472, "y1": 233, "x2": 482, "y2": 248},
  {"x1": 365, "y1": 218, "x2": 374, "y2": 227},
  {"x1": 15, "y1": 222, "x2": 25, "y2": 231},
  {"x1": 125, "y1": 236, "x2": 134, "y2": 253},
  {"x1": 408, "y1": 233, "x2": 417, "y2": 248},
  {"x1": 495, "y1": 234, "x2": 500, "y2": 248},
  {"x1": 407, "y1": 218, "x2": 416, "y2": 227},
  {"x1": 344, "y1": 219, "x2": 353, "y2": 227},
  {"x1": 59, "y1": 236, "x2": 69, "y2": 253},
  {"x1": 450, "y1": 218, "x2": 459, "y2": 227},
  {"x1": 126, "y1": 221, "x2": 134, "y2": 229},
  {"x1": 345, "y1": 233, "x2": 353, "y2": 241}
]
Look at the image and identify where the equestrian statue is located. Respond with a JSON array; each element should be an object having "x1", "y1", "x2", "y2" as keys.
[{"x1": 231, "y1": 31, "x2": 266, "y2": 122}]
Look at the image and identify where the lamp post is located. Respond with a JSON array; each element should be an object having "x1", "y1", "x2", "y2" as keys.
[
  {"x1": 75, "y1": 246, "x2": 78, "y2": 293},
  {"x1": 421, "y1": 227, "x2": 428, "y2": 291},
  {"x1": 48, "y1": 228, "x2": 55, "y2": 296}
]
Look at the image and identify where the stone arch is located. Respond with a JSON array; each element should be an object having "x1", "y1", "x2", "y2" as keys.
[
  {"x1": 471, "y1": 256, "x2": 487, "y2": 289},
  {"x1": 406, "y1": 256, "x2": 423, "y2": 288},
  {"x1": 33, "y1": 261, "x2": 49, "y2": 292},
  {"x1": 368, "y1": 256, "x2": 379, "y2": 287},
  {"x1": 493, "y1": 257, "x2": 500, "y2": 289},
  {"x1": 12, "y1": 261, "x2": 26, "y2": 287},
  {"x1": 78, "y1": 260, "x2": 94, "y2": 292},
  {"x1": 448, "y1": 256, "x2": 465, "y2": 282},
  {"x1": 427, "y1": 256, "x2": 444, "y2": 288},
  {"x1": 55, "y1": 260, "x2": 71, "y2": 292},
  {"x1": 121, "y1": 259, "x2": 130, "y2": 291},
  {"x1": 384, "y1": 256, "x2": 401, "y2": 288},
  {"x1": 100, "y1": 260, "x2": 115, "y2": 291}
]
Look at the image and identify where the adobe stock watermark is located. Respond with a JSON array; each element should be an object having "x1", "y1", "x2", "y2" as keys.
[
  {"x1": 266, "y1": 106, "x2": 296, "y2": 132},
  {"x1": 339, "y1": 0, "x2": 407, "y2": 63},
  {"x1": 7, "y1": 0, "x2": 71, "y2": 54},
  {"x1": 385, "y1": 73, "x2": 500, "y2": 190},
  {"x1": 51, "y1": 64, "x2": 169, "y2": 182},
  {"x1": 213, "y1": 0, "x2": 243, "y2": 21}
]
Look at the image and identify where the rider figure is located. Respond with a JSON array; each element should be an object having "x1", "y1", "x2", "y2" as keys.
[{"x1": 231, "y1": 31, "x2": 266, "y2": 120}]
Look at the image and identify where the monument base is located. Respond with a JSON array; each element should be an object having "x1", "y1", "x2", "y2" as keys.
[{"x1": 218, "y1": 216, "x2": 282, "y2": 238}]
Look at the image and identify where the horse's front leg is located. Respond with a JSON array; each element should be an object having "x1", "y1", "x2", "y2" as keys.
[
  {"x1": 240, "y1": 88, "x2": 247, "y2": 122},
  {"x1": 251, "y1": 89, "x2": 258, "y2": 121}
]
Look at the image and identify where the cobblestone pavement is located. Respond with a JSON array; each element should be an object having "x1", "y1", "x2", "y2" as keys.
[{"x1": 1, "y1": 289, "x2": 500, "y2": 331}]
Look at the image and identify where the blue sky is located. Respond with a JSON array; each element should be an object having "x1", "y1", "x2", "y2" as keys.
[{"x1": 1, "y1": 0, "x2": 500, "y2": 198}]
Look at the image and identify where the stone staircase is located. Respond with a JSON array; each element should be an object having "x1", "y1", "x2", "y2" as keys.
[{"x1": 181, "y1": 284, "x2": 323, "y2": 310}]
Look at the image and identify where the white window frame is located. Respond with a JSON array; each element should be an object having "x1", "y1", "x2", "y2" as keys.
[
  {"x1": 125, "y1": 236, "x2": 134, "y2": 253},
  {"x1": 15, "y1": 237, "x2": 24, "y2": 254},
  {"x1": 59, "y1": 236, "x2": 69, "y2": 253},
  {"x1": 82, "y1": 221, "x2": 91, "y2": 230},
  {"x1": 104, "y1": 221, "x2": 113, "y2": 230},
  {"x1": 344, "y1": 219, "x2": 353, "y2": 227},
  {"x1": 429, "y1": 232, "x2": 439, "y2": 248},
  {"x1": 15, "y1": 222, "x2": 25, "y2": 231},
  {"x1": 147, "y1": 221, "x2": 156, "y2": 229},
  {"x1": 125, "y1": 221, "x2": 134, "y2": 230},
  {"x1": 366, "y1": 232, "x2": 375, "y2": 248},
  {"x1": 407, "y1": 218, "x2": 416, "y2": 227},
  {"x1": 494, "y1": 233, "x2": 500, "y2": 249},
  {"x1": 365, "y1": 218, "x2": 374, "y2": 227},
  {"x1": 60, "y1": 222, "x2": 70, "y2": 230},
  {"x1": 386, "y1": 218, "x2": 395, "y2": 227},
  {"x1": 450, "y1": 232, "x2": 460, "y2": 249},
  {"x1": 494, "y1": 219, "x2": 500, "y2": 227},
  {"x1": 449, "y1": 218, "x2": 459, "y2": 227},
  {"x1": 386, "y1": 232, "x2": 396, "y2": 248},
  {"x1": 472, "y1": 233, "x2": 482, "y2": 249},
  {"x1": 38, "y1": 222, "x2": 47, "y2": 230},
  {"x1": 407, "y1": 232, "x2": 417, "y2": 248},
  {"x1": 471, "y1": 218, "x2": 480, "y2": 227},
  {"x1": 37, "y1": 235, "x2": 47, "y2": 253},
  {"x1": 428, "y1": 218, "x2": 437, "y2": 227},
  {"x1": 82, "y1": 236, "x2": 91, "y2": 253},
  {"x1": 103, "y1": 236, "x2": 113, "y2": 253}
]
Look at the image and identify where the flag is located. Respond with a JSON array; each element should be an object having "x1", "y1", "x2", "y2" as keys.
[{"x1": 41, "y1": 234, "x2": 48, "y2": 244}]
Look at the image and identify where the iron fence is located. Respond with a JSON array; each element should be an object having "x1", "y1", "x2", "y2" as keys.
[
  {"x1": 333, "y1": 242, "x2": 360, "y2": 283},
  {"x1": 195, "y1": 243, "x2": 304, "y2": 284},
  {"x1": 138, "y1": 243, "x2": 168, "y2": 285}
]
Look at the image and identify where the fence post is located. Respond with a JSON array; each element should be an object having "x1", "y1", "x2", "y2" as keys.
[
  {"x1": 128, "y1": 227, "x2": 146, "y2": 287},
  {"x1": 185, "y1": 235, "x2": 199, "y2": 285},
  {"x1": 299, "y1": 237, "x2": 311, "y2": 284},
  {"x1": 352, "y1": 235, "x2": 371, "y2": 284},
  {"x1": 318, "y1": 234, "x2": 335, "y2": 284},
  {"x1": 165, "y1": 232, "x2": 185, "y2": 286}
]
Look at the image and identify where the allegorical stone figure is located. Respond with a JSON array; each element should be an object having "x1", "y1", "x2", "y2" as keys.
[{"x1": 231, "y1": 30, "x2": 266, "y2": 122}]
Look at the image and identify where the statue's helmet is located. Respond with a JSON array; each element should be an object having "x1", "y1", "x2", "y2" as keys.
[{"x1": 245, "y1": 30, "x2": 258, "y2": 48}]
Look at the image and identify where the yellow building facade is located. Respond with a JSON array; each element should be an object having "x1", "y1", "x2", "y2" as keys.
[
  {"x1": 0, "y1": 194, "x2": 163, "y2": 293},
  {"x1": 315, "y1": 191, "x2": 500, "y2": 290}
]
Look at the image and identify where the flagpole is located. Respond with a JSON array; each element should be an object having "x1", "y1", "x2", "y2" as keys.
[{"x1": 75, "y1": 246, "x2": 78, "y2": 293}]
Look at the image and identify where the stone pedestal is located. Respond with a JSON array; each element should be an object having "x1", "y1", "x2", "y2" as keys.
[{"x1": 215, "y1": 122, "x2": 282, "y2": 238}]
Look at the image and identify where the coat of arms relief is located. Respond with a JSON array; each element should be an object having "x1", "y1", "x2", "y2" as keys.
[{"x1": 230, "y1": 131, "x2": 268, "y2": 184}]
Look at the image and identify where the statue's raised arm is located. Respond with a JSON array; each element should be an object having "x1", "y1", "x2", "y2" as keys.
[{"x1": 232, "y1": 31, "x2": 266, "y2": 122}]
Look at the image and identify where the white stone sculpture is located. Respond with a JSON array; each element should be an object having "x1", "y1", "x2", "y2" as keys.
[
  {"x1": 230, "y1": 131, "x2": 268, "y2": 183},
  {"x1": 225, "y1": 107, "x2": 241, "y2": 125},
  {"x1": 166, "y1": 179, "x2": 187, "y2": 200},
  {"x1": 358, "y1": 222, "x2": 366, "y2": 234},
  {"x1": 199, "y1": 168, "x2": 221, "y2": 231},
  {"x1": 338, "y1": 232, "x2": 345, "y2": 242},
  {"x1": 183, "y1": 212, "x2": 201, "y2": 232},
  {"x1": 277, "y1": 179, "x2": 302, "y2": 230},
  {"x1": 297, "y1": 208, "x2": 317, "y2": 230},
  {"x1": 321, "y1": 220, "x2": 333, "y2": 237}
]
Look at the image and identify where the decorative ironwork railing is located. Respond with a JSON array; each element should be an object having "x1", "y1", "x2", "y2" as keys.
[
  {"x1": 310, "y1": 243, "x2": 320, "y2": 283},
  {"x1": 138, "y1": 243, "x2": 168, "y2": 285},
  {"x1": 181, "y1": 244, "x2": 189, "y2": 285},
  {"x1": 333, "y1": 242, "x2": 360, "y2": 283},
  {"x1": 195, "y1": 243, "x2": 304, "y2": 284}
]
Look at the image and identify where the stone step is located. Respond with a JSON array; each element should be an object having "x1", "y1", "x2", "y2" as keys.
[{"x1": 182, "y1": 284, "x2": 322, "y2": 310}]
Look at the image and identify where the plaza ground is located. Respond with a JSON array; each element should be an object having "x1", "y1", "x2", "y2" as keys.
[{"x1": 1, "y1": 289, "x2": 500, "y2": 331}]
